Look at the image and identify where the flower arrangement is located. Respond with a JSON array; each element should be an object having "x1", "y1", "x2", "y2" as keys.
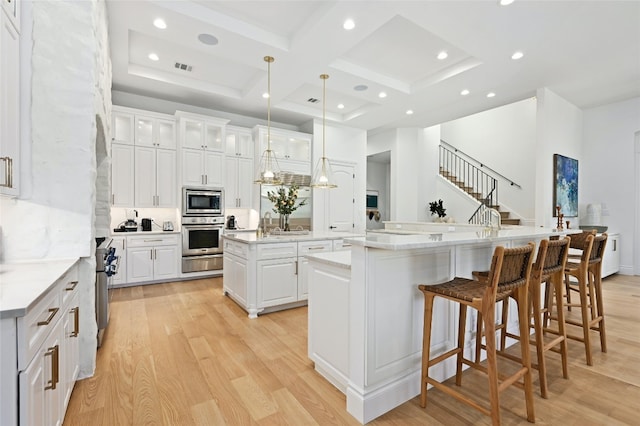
[
  {"x1": 266, "y1": 184, "x2": 308, "y2": 216},
  {"x1": 429, "y1": 199, "x2": 447, "y2": 218}
]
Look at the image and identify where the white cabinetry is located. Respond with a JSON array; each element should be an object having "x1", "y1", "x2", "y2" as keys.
[
  {"x1": 126, "y1": 234, "x2": 179, "y2": 284},
  {"x1": 225, "y1": 156, "x2": 253, "y2": 208},
  {"x1": 177, "y1": 111, "x2": 229, "y2": 187},
  {"x1": 134, "y1": 115, "x2": 175, "y2": 148},
  {"x1": 0, "y1": 5, "x2": 20, "y2": 196},
  {"x1": 1, "y1": 261, "x2": 80, "y2": 426},
  {"x1": 134, "y1": 146, "x2": 176, "y2": 207},
  {"x1": 602, "y1": 232, "x2": 620, "y2": 278},
  {"x1": 111, "y1": 143, "x2": 134, "y2": 206},
  {"x1": 297, "y1": 240, "x2": 333, "y2": 300},
  {"x1": 225, "y1": 126, "x2": 253, "y2": 158},
  {"x1": 112, "y1": 109, "x2": 134, "y2": 145},
  {"x1": 254, "y1": 125, "x2": 311, "y2": 174},
  {"x1": 256, "y1": 243, "x2": 299, "y2": 308}
]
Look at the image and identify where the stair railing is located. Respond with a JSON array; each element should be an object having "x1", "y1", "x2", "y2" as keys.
[{"x1": 439, "y1": 142, "x2": 508, "y2": 224}]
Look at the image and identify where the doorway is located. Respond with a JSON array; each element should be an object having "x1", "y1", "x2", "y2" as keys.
[{"x1": 366, "y1": 151, "x2": 390, "y2": 230}]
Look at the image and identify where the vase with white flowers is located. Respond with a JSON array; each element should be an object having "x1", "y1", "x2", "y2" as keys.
[{"x1": 266, "y1": 184, "x2": 308, "y2": 231}]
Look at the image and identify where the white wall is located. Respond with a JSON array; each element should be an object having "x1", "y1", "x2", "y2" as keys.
[
  {"x1": 0, "y1": 0, "x2": 111, "y2": 377},
  {"x1": 440, "y1": 98, "x2": 537, "y2": 221},
  {"x1": 582, "y1": 97, "x2": 640, "y2": 274}
]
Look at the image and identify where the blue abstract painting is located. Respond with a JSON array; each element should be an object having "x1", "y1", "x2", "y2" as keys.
[{"x1": 553, "y1": 154, "x2": 578, "y2": 217}]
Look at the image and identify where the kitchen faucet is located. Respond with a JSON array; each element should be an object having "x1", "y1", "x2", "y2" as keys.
[
  {"x1": 482, "y1": 207, "x2": 502, "y2": 230},
  {"x1": 263, "y1": 211, "x2": 272, "y2": 229}
]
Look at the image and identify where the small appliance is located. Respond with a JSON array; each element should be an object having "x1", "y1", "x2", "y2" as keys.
[
  {"x1": 163, "y1": 221, "x2": 174, "y2": 231},
  {"x1": 183, "y1": 187, "x2": 223, "y2": 216},
  {"x1": 226, "y1": 215, "x2": 236, "y2": 229},
  {"x1": 141, "y1": 218, "x2": 152, "y2": 231}
]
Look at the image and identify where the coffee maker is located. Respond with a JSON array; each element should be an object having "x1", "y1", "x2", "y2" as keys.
[
  {"x1": 226, "y1": 215, "x2": 236, "y2": 230},
  {"x1": 124, "y1": 209, "x2": 138, "y2": 232}
]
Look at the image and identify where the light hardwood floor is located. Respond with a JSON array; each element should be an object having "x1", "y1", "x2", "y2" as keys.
[{"x1": 64, "y1": 274, "x2": 640, "y2": 425}]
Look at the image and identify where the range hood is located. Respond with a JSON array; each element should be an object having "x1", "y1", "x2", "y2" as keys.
[{"x1": 274, "y1": 173, "x2": 311, "y2": 187}]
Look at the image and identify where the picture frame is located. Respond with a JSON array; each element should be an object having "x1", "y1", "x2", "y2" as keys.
[{"x1": 553, "y1": 154, "x2": 578, "y2": 217}]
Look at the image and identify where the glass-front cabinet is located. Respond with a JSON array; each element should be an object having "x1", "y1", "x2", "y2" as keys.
[{"x1": 254, "y1": 125, "x2": 311, "y2": 162}]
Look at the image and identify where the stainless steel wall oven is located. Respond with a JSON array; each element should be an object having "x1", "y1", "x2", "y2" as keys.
[{"x1": 181, "y1": 216, "x2": 224, "y2": 273}]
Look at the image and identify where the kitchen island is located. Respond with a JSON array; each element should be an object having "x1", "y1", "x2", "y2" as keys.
[
  {"x1": 222, "y1": 231, "x2": 359, "y2": 318},
  {"x1": 306, "y1": 226, "x2": 578, "y2": 424}
]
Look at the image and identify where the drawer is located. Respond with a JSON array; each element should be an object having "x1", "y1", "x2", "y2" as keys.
[
  {"x1": 333, "y1": 239, "x2": 353, "y2": 251},
  {"x1": 298, "y1": 240, "x2": 332, "y2": 254},
  {"x1": 257, "y1": 242, "x2": 298, "y2": 260},
  {"x1": 59, "y1": 263, "x2": 79, "y2": 307},
  {"x1": 17, "y1": 283, "x2": 62, "y2": 370},
  {"x1": 127, "y1": 234, "x2": 178, "y2": 248},
  {"x1": 224, "y1": 240, "x2": 248, "y2": 258}
]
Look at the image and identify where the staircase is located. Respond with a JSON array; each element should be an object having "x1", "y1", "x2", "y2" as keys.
[{"x1": 438, "y1": 141, "x2": 522, "y2": 226}]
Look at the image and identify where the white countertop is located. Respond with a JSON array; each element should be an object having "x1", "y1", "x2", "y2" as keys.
[
  {"x1": 305, "y1": 251, "x2": 351, "y2": 269},
  {"x1": 348, "y1": 227, "x2": 580, "y2": 250},
  {"x1": 223, "y1": 231, "x2": 363, "y2": 244},
  {"x1": 0, "y1": 258, "x2": 79, "y2": 319},
  {"x1": 111, "y1": 230, "x2": 180, "y2": 236}
]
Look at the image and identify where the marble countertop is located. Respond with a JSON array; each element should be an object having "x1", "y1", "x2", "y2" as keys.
[
  {"x1": 223, "y1": 231, "x2": 363, "y2": 244},
  {"x1": 305, "y1": 250, "x2": 352, "y2": 269},
  {"x1": 347, "y1": 227, "x2": 580, "y2": 251},
  {"x1": 111, "y1": 230, "x2": 180, "y2": 236},
  {"x1": 0, "y1": 258, "x2": 79, "y2": 319}
]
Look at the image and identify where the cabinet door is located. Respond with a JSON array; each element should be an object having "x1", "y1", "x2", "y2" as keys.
[
  {"x1": 111, "y1": 237, "x2": 127, "y2": 286},
  {"x1": 205, "y1": 122, "x2": 223, "y2": 151},
  {"x1": 257, "y1": 258, "x2": 298, "y2": 308},
  {"x1": 224, "y1": 157, "x2": 239, "y2": 208},
  {"x1": 155, "y1": 148, "x2": 176, "y2": 207},
  {"x1": 134, "y1": 146, "x2": 156, "y2": 207},
  {"x1": 0, "y1": 11, "x2": 20, "y2": 196},
  {"x1": 181, "y1": 148, "x2": 205, "y2": 186},
  {"x1": 156, "y1": 119, "x2": 176, "y2": 149},
  {"x1": 181, "y1": 118, "x2": 204, "y2": 149},
  {"x1": 204, "y1": 151, "x2": 224, "y2": 187},
  {"x1": 298, "y1": 240, "x2": 333, "y2": 300},
  {"x1": 287, "y1": 135, "x2": 311, "y2": 161},
  {"x1": 134, "y1": 115, "x2": 155, "y2": 146},
  {"x1": 127, "y1": 247, "x2": 154, "y2": 283},
  {"x1": 62, "y1": 293, "x2": 80, "y2": 410},
  {"x1": 112, "y1": 110, "x2": 134, "y2": 145},
  {"x1": 236, "y1": 157, "x2": 253, "y2": 208},
  {"x1": 226, "y1": 128, "x2": 253, "y2": 158},
  {"x1": 153, "y1": 245, "x2": 178, "y2": 280},
  {"x1": 111, "y1": 143, "x2": 134, "y2": 206},
  {"x1": 224, "y1": 254, "x2": 248, "y2": 306}
]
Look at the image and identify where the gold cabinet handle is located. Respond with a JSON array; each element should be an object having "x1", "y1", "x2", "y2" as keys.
[
  {"x1": 44, "y1": 345, "x2": 59, "y2": 390},
  {"x1": 71, "y1": 306, "x2": 80, "y2": 337},
  {"x1": 37, "y1": 307, "x2": 60, "y2": 326},
  {"x1": 65, "y1": 280, "x2": 79, "y2": 291}
]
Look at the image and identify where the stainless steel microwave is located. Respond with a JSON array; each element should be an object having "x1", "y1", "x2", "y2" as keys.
[{"x1": 183, "y1": 187, "x2": 223, "y2": 216}]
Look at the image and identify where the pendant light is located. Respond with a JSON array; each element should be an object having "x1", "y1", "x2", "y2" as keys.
[
  {"x1": 311, "y1": 74, "x2": 337, "y2": 189},
  {"x1": 255, "y1": 56, "x2": 282, "y2": 185}
]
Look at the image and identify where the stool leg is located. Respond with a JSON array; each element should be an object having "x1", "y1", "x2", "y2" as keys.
[
  {"x1": 499, "y1": 299, "x2": 509, "y2": 351},
  {"x1": 530, "y1": 281, "x2": 548, "y2": 399},
  {"x1": 564, "y1": 272, "x2": 572, "y2": 311},
  {"x1": 514, "y1": 286, "x2": 536, "y2": 422},
  {"x1": 420, "y1": 293, "x2": 435, "y2": 408},
  {"x1": 577, "y1": 272, "x2": 594, "y2": 366},
  {"x1": 480, "y1": 299, "x2": 501, "y2": 426},
  {"x1": 552, "y1": 272, "x2": 570, "y2": 379},
  {"x1": 593, "y1": 265, "x2": 607, "y2": 353},
  {"x1": 456, "y1": 305, "x2": 468, "y2": 386},
  {"x1": 475, "y1": 311, "x2": 483, "y2": 363}
]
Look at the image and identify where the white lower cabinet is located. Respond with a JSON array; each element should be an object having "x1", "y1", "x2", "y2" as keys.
[
  {"x1": 602, "y1": 232, "x2": 620, "y2": 278},
  {"x1": 257, "y1": 257, "x2": 298, "y2": 307},
  {"x1": 126, "y1": 234, "x2": 179, "y2": 284},
  {"x1": 111, "y1": 237, "x2": 127, "y2": 287},
  {"x1": 297, "y1": 240, "x2": 333, "y2": 300},
  {"x1": 223, "y1": 252, "x2": 248, "y2": 306}
]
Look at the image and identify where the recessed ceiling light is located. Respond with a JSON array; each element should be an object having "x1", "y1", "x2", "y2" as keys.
[
  {"x1": 262, "y1": 92, "x2": 269, "y2": 99},
  {"x1": 148, "y1": 53, "x2": 159, "y2": 61},
  {"x1": 153, "y1": 18, "x2": 167, "y2": 29},
  {"x1": 406, "y1": 110, "x2": 414, "y2": 115},
  {"x1": 460, "y1": 89, "x2": 470, "y2": 96},
  {"x1": 511, "y1": 51, "x2": 524, "y2": 60},
  {"x1": 343, "y1": 19, "x2": 355, "y2": 30},
  {"x1": 337, "y1": 104, "x2": 345, "y2": 109},
  {"x1": 198, "y1": 33, "x2": 219, "y2": 46},
  {"x1": 354, "y1": 84, "x2": 368, "y2": 92},
  {"x1": 437, "y1": 51, "x2": 448, "y2": 60},
  {"x1": 378, "y1": 92, "x2": 387, "y2": 98},
  {"x1": 499, "y1": 0, "x2": 514, "y2": 5},
  {"x1": 487, "y1": 92, "x2": 496, "y2": 98}
]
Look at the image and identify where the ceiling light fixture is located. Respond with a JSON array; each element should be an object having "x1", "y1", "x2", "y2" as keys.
[
  {"x1": 343, "y1": 19, "x2": 355, "y2": 30},
  {"x1": 461, "y1": 89, "x2": 470, "y2": 96},
  {"x1": 311, "y1": 74, "x2": 337, "y2": 189},
  {"x1": 499, "y1": 0, "x2": 514, "y2": 5},
  {"x1": 437, "y1": 51, "x2": 448, "y2": 60},
  {"x1": 487, "y1": 92, "x2": 496, "y2": 98},
  {"x1": 153, "y1": 18, "x2": 167, "y2": 29},
  {"x1": 337, "y1": 104, "x2": 345, "y2": 109},
  {"x1": 378, "y1": 92, "x2": 387, "y2": 98},
  {"x1": 406, "y1": 110, "x2": 414, "y2": 115},
  {"x1": 511, "y1": 51, "x2": 524, "y2": 60},
  {"x1": 255, "y1": 56, "x2": 282, "y2": 185},
  {"x1": 148, "y1": 53, "x2": 159, "y2": 61}
]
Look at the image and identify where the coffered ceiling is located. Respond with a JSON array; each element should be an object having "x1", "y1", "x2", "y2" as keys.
[{"x1": 107, "y1": 0, "x2": 640, "y2": 132}]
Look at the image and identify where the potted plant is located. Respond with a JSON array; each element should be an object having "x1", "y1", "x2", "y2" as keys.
[
  {"x1": 429, "y1": 199, "x2": 447, "y2": 222},
  {"x1": 266, "y1": 183, "x2": 308, "y2": 231}
]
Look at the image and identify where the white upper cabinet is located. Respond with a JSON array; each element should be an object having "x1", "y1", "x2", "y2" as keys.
[
  {"x1": 254, "y1": 125, "x2": 311, "y2": 162},
  {"x1": 176, "y1": 111, "x2": 228, "y2": 151},
  {"x1": 134, "y1": 115, "x2": 175, "y2": 149},
  {"x1": 112, "y1": 109, "x2": 134, "y2": 145},
  {"x1": 0, "y1": 8, "x2": 20, "y2": 196},
  {"x1": 225, "y1": 126, "x2": 254, "y2": 158}
]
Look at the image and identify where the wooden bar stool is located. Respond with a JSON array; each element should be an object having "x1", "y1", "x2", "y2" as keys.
[
  {"x1": 418, "y1": 243, "x2": 535, "y2": 426},
  {"x1": 487, "y1": 237, "x2": 572, "y2": 399},
  {"x1": 562, "y1": 233, "x2": 608, "y2": 366},
  {"x1": 563, "y1": 229, "x2": 596, "y2": 310}
]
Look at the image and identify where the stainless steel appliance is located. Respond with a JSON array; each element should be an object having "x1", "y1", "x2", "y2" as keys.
[
  {"x1": 163, "y1": 221, "x2": 174, "y2": 231},
  {"x1": 226, "y1": 215, "x2": 236, "y2": 230},
  {"x1": 183, "y1": 187, "x2": 223, "y2": 216},
  {"x1": 95, "y1": 237, "x2": 119, "y2": 347},
  {"x1": 181, "y1": 216, "x2": 224, "y2": 273}
]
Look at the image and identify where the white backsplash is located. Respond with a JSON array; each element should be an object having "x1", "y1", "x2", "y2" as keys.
[{"x1": 110, "y1": 207, "x2": 180, "y2": 232}]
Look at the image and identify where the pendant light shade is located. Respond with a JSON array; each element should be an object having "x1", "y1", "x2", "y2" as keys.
[
  {"x1": 255, "y1": 56, "x2": 282, "y2": 185},
  {"x1": 311, "y1": 74, "x2": 337, "y2": 189}
]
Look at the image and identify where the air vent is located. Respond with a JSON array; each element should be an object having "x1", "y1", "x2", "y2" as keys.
[
  {"x1": 174, "y1": 62, "x2": 193, "y2": 72},
  {"x1": 307, "y1": 98, "x2": 319, "y2": 103}
]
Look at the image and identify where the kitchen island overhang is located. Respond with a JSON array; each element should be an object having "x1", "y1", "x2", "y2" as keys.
[{"x1": 307, "y1": 227, "x2": 579, "y2": 424}]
